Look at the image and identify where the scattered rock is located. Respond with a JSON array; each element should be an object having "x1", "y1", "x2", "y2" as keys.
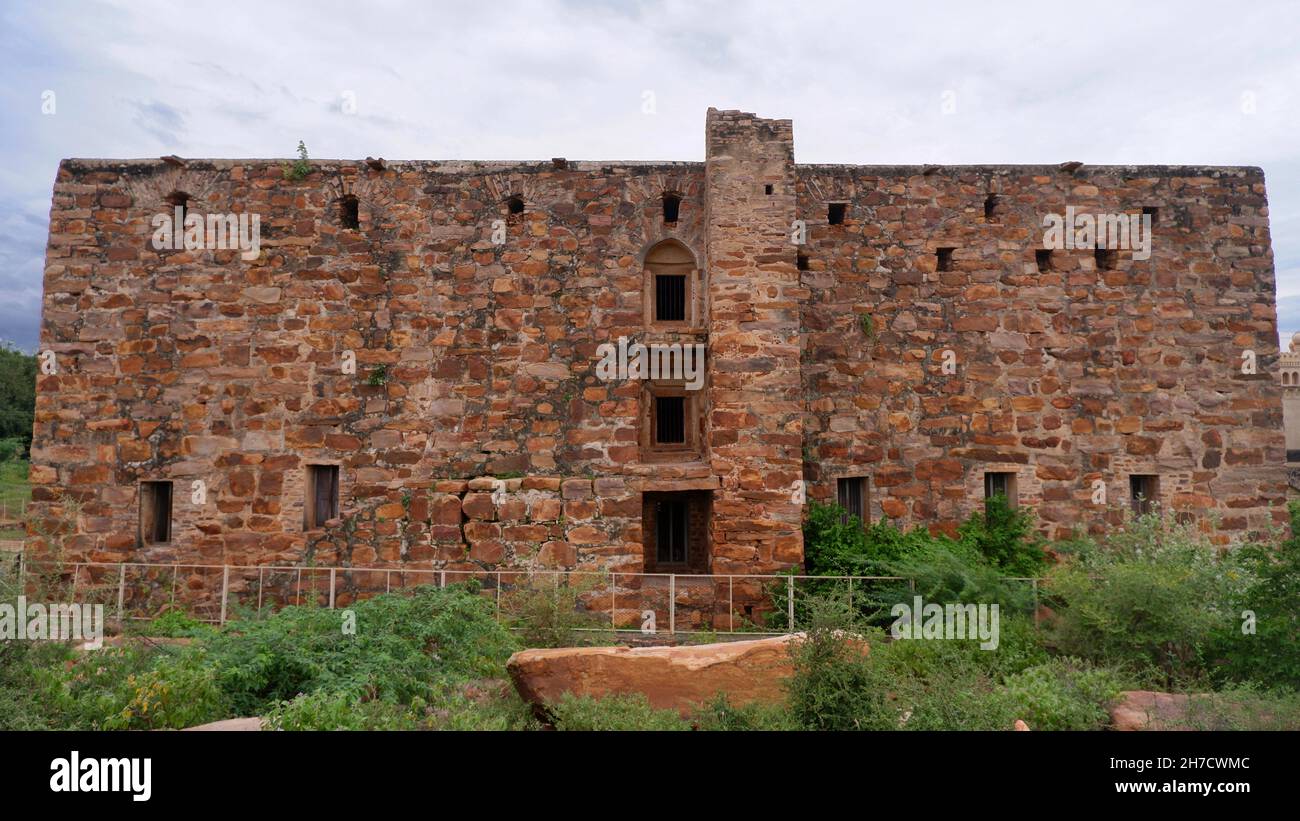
[
  {"x1": 1014, "y1": 719, "x2": 1031, "y2": 731},
  {"x1": 1109, "y1": 690, "x2": 1191, "y2": 731}
]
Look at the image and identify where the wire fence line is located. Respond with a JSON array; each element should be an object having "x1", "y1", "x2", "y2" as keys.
[{"x1": 0, "y1": 554, "x2": 1046, "y2": 637}]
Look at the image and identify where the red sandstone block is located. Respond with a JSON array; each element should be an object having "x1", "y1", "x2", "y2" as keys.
[{"x1": 461, "y1": 493, "x2": 496, "y2": 520}]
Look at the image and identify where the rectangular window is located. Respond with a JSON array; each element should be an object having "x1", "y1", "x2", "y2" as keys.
[
  {"x1": 139, "y1": 481, "x2": 173, "y2": 545},
  {"x1": 837, "y1": 476, "x2": 868, "y2": 525},
  {"x1": 306, "y1": 465, "x2": 340, "y2": 529},
  {"x1": 937, "y1": 247, "x2": 955, "y2": 272},
  {"x1": 655, "y1": 498, "x2": 689, "y2": 564},
  {"x1": 1035, "y1": 249, "x2": 1053, "y2": 273},
  {"x1": 984, "y1": 471, "x2": 1018, "y2": 506},
  {"x1": 654, "y1": 396, "x2": 685, "y2": 445},
  {"x1": 655, "y1": 274, "x2": 687, "y2": 322},
  {"x1": 828, "y1": 203, "x2": 847, "y2": 225},
  {"x1": 1130, "y1": 474, "x2": 1159, "y2": 516},
  {"x1": 1095, "y1": 248, "x2": 1118, "y2": 270}
]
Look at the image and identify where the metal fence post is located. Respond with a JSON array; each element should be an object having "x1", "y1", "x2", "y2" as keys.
[
  {"x1": 669, "y1": 574, "x2": 676, "y2": 635},
  {"x1": 787, "y1": 575, "x2": 795, "y2": 631},
  {"x1": 728, "y1": 575, "x2": 734, "y2": 633},
  {"x1": 116, "y1": 563, "x2": 126, "y2": 624},
  {"x1": 611, "y1": 573, "x2": 617, "y2": 632},
  {"x1": 1032, "y1": 577, "x2": 1039, "y2": 627},
  {"x1": 329, "y1": 567, "x2": 336, "y2": 609},
  {"x1": 219, "y1": 565, "x2": 230, "y2": 625}
]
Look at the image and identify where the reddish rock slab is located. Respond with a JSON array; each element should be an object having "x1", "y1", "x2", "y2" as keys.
[
  {"x1": 1109, "y1": 691, "x2": 1192, "y2": 731},
  {"x1": 507, "y1": 634, "x2": 861, "y2": 715}
]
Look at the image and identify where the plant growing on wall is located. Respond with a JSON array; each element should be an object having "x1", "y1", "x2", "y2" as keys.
[
  {"x1": 282, "y1": 141, "x2": 311, "y2": 181},
  {"x1": 367, "y1": 365, "x2": 388, "y2": 387},
  {"x1": 859, "y1": 313, "x2": 876, "y2": 341}
]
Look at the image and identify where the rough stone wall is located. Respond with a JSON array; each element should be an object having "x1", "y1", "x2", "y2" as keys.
[
  {"x1": 26, "y1": 108, "x2": 1286, "y2": 586},
  {"x1": 28, "y1": 155, "x2": 705, "y2": 571},
  {"x1": 798, "y1": 164, "x2": 1285, "y2": 542},
  {"x1": 703, "y1": 110, "x2": 805, "y2": 573}
]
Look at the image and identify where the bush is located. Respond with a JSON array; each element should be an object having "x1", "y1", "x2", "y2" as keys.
[
  {"x1": 548, "y1": 693, "x2": 689, "y2": 731},
  {"x1": 690, "y1": 693, "x2": 798, "y2": 730},
  {"x1": 264, "y1": 690, "x2": 426, "y2": 730},
  {"x1": 501, "y1": 574, "x2": 606, "y2": 648},
  {"x1": 1044, "y1": 515, "x2": 1253, "y2": 686},
  {"x1": 101, "y1": 649, "x2": 229, "y2": 730},
  {"x1": 1000, "y1": 658, "x2": 1127, "y2": 730},
  {"x1": 1212, "y1": 502, "x2": 1300, "y2": 688},
  {"x1": 202, "y1": 583, "x2": 519, "y2": 716},
  {"x1": 1169, "y1": 684, "x2": 1300, "y2": 731}
]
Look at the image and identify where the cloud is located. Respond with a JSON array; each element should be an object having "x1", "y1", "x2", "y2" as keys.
[{"x1": 1, "y1": 0, "x2": 1298, "y2": 352}]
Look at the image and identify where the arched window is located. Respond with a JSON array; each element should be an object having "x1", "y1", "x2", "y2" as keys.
[
  {"x1": 662, "y1": 192, "x2": 681, "y2": 224},
  {"x1": 506, "y1": 195, "x2": 524, "y2": 215},
  {"x1": 644, "y1": 240, "x2": 696, "y2": 327},
  {"x1": 165, "y1": 191, "x2": 190, "y2": 222}
]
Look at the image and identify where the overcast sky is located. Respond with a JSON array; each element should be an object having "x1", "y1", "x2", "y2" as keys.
[{"x1": 1, "y1": 0, "x2": 1298, "y2": 353}]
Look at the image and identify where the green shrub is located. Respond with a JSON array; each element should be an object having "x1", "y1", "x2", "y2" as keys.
[
  {"x1": 202, "y1": 583, "x2": 519, "y2": 716},
  {"x1": 1170, "y1": 684, "x2": 1300, "y2": 731},
  {"x1": 1044, "y1": 515, "x2": 1253, "y2": 686},
  {"x1": 134, "y1": 608, "x2": 218, "y2": 639},
  {"x1": 548, "y1": 692, "x2": 690, "y2": 731},
  {"x1": 501, "y1": 574, "x2": 605, "y2": 648},
  {"x1": 690, "y1": 693, "x2": 798, "y2": 730},
  {"x1": 957, "y1": 494, "x2": 1048, "y2": 578},
  {"x1": 101, "y1": 649, "x2": 229, "y2": 730},
  {"x1": 1212, "y1": 502, "x2": 1300, "y2": 688},
  {"x1": 264, "y1": 690, "x2": 425, "y2": 730},
  {"x1": 1000, "y1": 658, "x2": 1127, "y2": 730}
]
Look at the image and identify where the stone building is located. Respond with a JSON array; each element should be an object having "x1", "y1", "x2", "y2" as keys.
[{"x1": 27, "y1": 108, "x2": 1287, "y2": 603}]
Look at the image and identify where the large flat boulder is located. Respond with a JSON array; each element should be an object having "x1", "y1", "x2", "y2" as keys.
[{"x1": 507, "y1": 633, "x2": 853, "y2": 715}]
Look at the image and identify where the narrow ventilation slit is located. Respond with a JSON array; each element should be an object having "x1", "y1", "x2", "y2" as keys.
[
  {"x1": 340, "y1": 195, "x2": 359, "y2": 230},
  {"x1": 662, "y1": 193, "x2": 681, "y2": 224}
]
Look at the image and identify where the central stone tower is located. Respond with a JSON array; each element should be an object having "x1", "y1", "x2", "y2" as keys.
[{"x1": 703, "y1": 109, "x2": 805, "y2": 573}]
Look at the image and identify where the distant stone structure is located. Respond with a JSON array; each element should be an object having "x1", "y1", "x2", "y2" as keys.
[{"x1": 27, "y1": 108, "x2": 1287, "y2": 608}]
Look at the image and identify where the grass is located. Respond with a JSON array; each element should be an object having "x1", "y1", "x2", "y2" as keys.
[{"x1": 0, "y1": 459, "x2": 28, "y2": 539}]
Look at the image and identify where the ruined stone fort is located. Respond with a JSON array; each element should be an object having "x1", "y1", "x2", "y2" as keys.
[{"x1": 29, "y1": 108, "x2": 1286, "y2": 606}]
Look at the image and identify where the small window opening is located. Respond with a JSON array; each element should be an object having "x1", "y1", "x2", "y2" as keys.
[
  {"x1": 1130, "y1": 474, "x2": 1159, "y2": 516},
  {"x1": 837, "y1": 477, "x2": 868, "y2": 526},
  {"x1": 1035, "y1": 249, "x2": 1053, "y2": 273},
  {"x1": 1095, "y1": 248, "x2": 1118, "y2": 270},
  {"x1": 165, "y1": 191, "x2": 190, "y2": 222},
  {"x1": 139, "y1": 481, "x2": 173, "y2": 546},
  {"x1": 983, "y1": 471, "x2": 1018, "y2": 506},
  {"x1": 937, "y1": 247, "x2": 955, "y2": 272},
  {"x1": 1142, "y1": 205, "x2": 1159, "y2": 226},
  {"x1": 340, "y1": 195, "x2": 359, "y2": 230},
  {"x1": 765, "y1": 184, "x2": 774, "y2": 195},
  {"x1": 655, "y1": 498, "x2": 689, "y2": 564},
  {"x1": 828, "y1": 203, "x2": 847, "y2": 225},
  {"x1": 306, "y1": 465, "x2": 340, "y2": 530},
  {"x1": 984, "y1": 194, "x2": 1002, "y2": 221},
  {"x1": 662, "y1": 193, "x2": 681, "y2": 224},
  {"x1": 796, "y1": 254, "x2": 809, "y2": 271},
  {"x1": 655, "y1": 274, "x2": 687, "y2": 322},
  {"x1": 507, "y1": 195, "x2": 524, "y2": 215},
  {"x1": 654, "y1": 396, "x2": 686, "y2": 445}
]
